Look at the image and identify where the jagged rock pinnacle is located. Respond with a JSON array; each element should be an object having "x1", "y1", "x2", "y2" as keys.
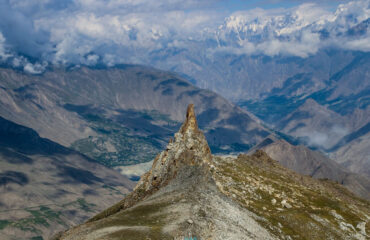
[
  {"x1": 180, "y1": 104, "x2": 198, "y2": 134},
  {"x1": 88, "y1": 104, "x2": 213, "y2": 222},
  {"x1": 134, "y1": 104, "x2": 212, "y2": 192}
]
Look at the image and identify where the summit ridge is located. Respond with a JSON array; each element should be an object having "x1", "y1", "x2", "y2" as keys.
[{"x1": 56, "y1": 104, "x2": 370, "y2": 240}]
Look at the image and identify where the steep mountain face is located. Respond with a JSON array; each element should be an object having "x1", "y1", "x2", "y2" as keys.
[
  {"x1": 275, "y1": 98, "x2": 361, "y2": 149},
  {"x1": 56, "y1": 105, "x2": 369, "y2": 240},
  {"x1": 276, "y1": 98, "x2": 345, "y2": 149},
  {"x1": 330, "y1": 128, "x2": 370, "y2": 177},
  {"x1": 238, "y1": 51, "x2": 369, "y2": 122},
  {"x1": 232, "y1": 52, "x2": 369, "y2": 175},
  {"x1": 152, "y1": 50, "x2": 362, "y2": 101},
  {"x1": 0, "y1": 117, "x2": 134, "y2": 240},
  {"x1": 266, "y1": 98, "x2": 370, "y2": 177},
  {"x1": 251, "y1": 137, "x2": 370, "y2": 199},
  {"x1": 0, "y1": 66, "x2": 270, "y2": 168}
]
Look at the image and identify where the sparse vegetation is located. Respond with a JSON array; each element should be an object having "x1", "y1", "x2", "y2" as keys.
[
  {"x1": 66, "y1": 104, "x2": 180, "y2": 166},
  {"x1": 212, "y1": 152, "x2": 370, "y2": 239},
  {"x1": 92, "y1": 201, "x2": 175, "y2": 240},
  {"x1": 76, "y1": 198, "x2": 96, "y2": 212},
  {"x1": 102, "y1": 184, "x2": 123, "y2": 195},
  {"x1": 30, "y1": 236, "x2": 43, "y2": 240},
  {"x1": 0, "y1": 220, "x2": 10, "y2": 230},
  {"x1": 6, "y1": 206, "x2": 64, "y2": 233},
  {"x1": 1, "y1": 199, "x2": 98, "y2": 236}
]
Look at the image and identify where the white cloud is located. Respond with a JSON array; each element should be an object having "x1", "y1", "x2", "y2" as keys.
[
  {"x1": 344, "y1": 37, "x2": 370, "y2": 51},
  {"x1": 256, "y1": 31, "x2": 321, "y2": 57},
  {"x1": 0, "y1": 0, "x2": 369, "y2": 72},
  {"x1": 35, "y1": 7, "x2": 221, "y2": 65},
  {"x1": 0, "y1": 31, "x2": 48, "y2": 74},
  {"x1": 0, "y1": 32, "x2": 12, "y2": 61},
  {"x1": 301, "y1": 125, "x2": 350, "y2": 148},
  {"x1": 23, "y1": 62, "x2": 48, "y2": 74}
]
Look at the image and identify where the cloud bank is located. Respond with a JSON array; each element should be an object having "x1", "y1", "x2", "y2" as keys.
[{"x1": 0, "y1": 0, "x2": 369, "y2": 73}]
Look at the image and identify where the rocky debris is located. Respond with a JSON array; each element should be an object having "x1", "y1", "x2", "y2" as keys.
[
  {"x1": 356, "y1": 222, "x2": 366, "y2": 236},
  {"x1": 281, "y1": 200, "x2": 292, "y2": 209},
  {"x1": 329, "y1": 210, "x2": 344, "y2": 220},
  {"x1": 211, "y1": 151, "x2": 370, "y2": 240}
]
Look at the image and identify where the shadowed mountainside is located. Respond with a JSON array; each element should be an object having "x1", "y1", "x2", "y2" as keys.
[{"x1": 0, "y1": 117, "x2": 134, "y2": 240}]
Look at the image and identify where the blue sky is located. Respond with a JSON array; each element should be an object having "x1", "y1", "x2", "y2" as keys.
[{"x1": 215, "y1": 0, "x2": 352, "y2": 11}]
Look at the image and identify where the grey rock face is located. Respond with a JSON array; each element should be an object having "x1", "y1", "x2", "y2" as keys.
[{"x1": 330, "y1": 130, "x2": 370, "y2": 177}]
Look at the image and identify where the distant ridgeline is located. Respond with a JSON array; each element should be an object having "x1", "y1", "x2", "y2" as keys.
[{"x1": 0, "y1": 66, "x2": 270, "y2": 168}]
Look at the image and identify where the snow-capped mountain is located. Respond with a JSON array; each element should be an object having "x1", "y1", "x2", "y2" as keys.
[
  {"x1": 212, "y1": 1, "x2": 369, "y2": 56},
  {"x1": 0, "y1": 0, "x2": 369, "y2": 71}
]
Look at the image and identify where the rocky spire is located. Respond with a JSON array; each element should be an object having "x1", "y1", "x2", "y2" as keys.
[
  {"x1": 89, "y1": 104, "x2": 213, "y2": 222},
  {"x1": 134, "y1": 104, "x2": 212, "y2": 192},
  {"x1": 179, "y1": 104, "x2": 199, "y2": 134}
]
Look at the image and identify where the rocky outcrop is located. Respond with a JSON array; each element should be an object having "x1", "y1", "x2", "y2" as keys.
[
  {"x1": 135, "y1": 104, "x2": 212, "y2": 193},
  {"x1": 57, "y1": 105, "x2": 370, "y2": 240},
  {"x1": 87, "y1": 104, "x2": 213, "y2": 223},
  {"x1": 59, "y1": 105, "x2": 277, "y2": 239}
]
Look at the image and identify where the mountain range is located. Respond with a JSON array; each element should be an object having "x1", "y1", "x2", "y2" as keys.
[
  {"x1": 0, "y1": 64, "x2": 368, "y2": 194},
  {"x1": 0, "y1": 62, "x2": 368, "y2": 238},
  {"x1": 0, "y1": 1, "x2": 369, "y2": 239},
  {"x1": 0, "y1": 65, "x2": 270, "y2": 168},
  {"x1": 1, "y1": 0, "x2": 368, "y2": 181},
  {"x1": 126, "y1": 20, "x2": 370, "y2": 177}
]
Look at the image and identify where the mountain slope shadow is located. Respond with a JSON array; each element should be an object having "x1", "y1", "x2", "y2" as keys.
[{"x1": 0, "y1": 117, "x2": 134, "y2": 240}]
